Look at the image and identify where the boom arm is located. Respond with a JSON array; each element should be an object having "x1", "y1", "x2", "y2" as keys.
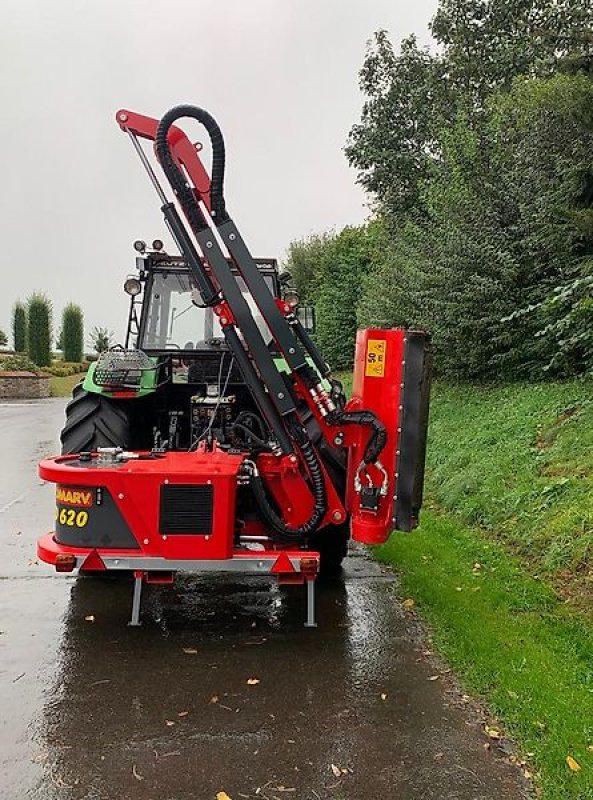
[{"x1": 116, "y1": 105, "x2": 398, "y2": 545}]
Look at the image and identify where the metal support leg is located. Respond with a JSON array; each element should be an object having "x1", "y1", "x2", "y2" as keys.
[
  {"x1": 129, "y1": 571, "x2": 143, "y2": 627},
  {"x1": 304, "y1": 578, "x2": 317, "y2": 628}
]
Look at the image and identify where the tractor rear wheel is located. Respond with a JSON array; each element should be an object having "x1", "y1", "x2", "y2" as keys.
[
  {"x1": 309, "y1": 522, "x2": 350, "y2": 577},
  {"x1": 61, "y1": 383, "x2": 132, "y2": 455}
]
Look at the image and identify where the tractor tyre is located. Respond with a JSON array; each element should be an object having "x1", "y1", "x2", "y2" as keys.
[
  {"x1": 309, "y1": 522, "x2": 350, "y2": 577},
  {"x1": 61, "y1": 383, "x2": 132, "y2": 455}
]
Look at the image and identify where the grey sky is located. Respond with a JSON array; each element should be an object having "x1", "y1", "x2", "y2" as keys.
[{"x1": 1, "y1": 0, "x2": 436, "y2": 344}]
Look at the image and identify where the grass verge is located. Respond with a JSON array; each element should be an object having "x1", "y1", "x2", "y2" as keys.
[
  {"x1": 375, "y1": 511, "x2": 593, "y2": 799},
  {"x1": 426, "y1": 380, "x2": 593, "y2": 608},
  {"x1": 337, "y1": 375, "x2": 593, "y2": 797},
  {"x1": 49, "y1": 373, "x2": 84, "y2": 397}
]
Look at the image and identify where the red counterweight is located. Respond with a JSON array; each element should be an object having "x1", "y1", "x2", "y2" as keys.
[{"x1": 347, "y1": 328, "x2": 431, "y2": 545}]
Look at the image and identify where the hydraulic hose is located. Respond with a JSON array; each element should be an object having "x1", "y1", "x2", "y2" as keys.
[
  {"x1": 155, "y1": 104, "x2": 229, "y2": 225},
  {"x1": 156, "y1": 104, "x2": 328, "y2": 540},
  {"x1": 327, "y1": 408, "x2": 387, "y2": 465},
  {"x1": 250, "y1": 423, "x2": 327, "y2": 544}
]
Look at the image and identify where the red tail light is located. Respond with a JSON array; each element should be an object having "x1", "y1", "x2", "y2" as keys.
[{"x1": 55, "y1": 554, "x2": 76, "y2": 572}]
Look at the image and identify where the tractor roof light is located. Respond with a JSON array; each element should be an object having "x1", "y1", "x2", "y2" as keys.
[
  {"x1": 133, "y1": 240, "x2": 146, "y2": 253},
  {"x1": 283, "y1": 288, "x2": 300, "y2": 308},
  {"x1": 152, "y1": 239, "x2": 164, "y2": 251},
  {"x1": 124, "y1": 277, "x2": 142, "y2": 296}
]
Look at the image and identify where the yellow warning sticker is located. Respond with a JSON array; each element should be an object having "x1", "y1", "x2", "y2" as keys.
[{"x1": 365, "y1": 338, "x2": 387, "y2": 377}]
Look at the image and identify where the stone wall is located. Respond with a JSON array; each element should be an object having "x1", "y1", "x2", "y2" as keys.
[{"x1": 0, "y1": 371, "x2": 50, "y2": 399}]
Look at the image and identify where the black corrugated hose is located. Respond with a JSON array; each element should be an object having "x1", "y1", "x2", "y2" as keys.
[
  {"x1": 155, "y1": 105, "x2": 327, "y2": 543},
  {"x1": 250, "y1": 423, "x2": 328, "y2": 544},
  {"x1": 155, "y1": 104, "x2": 229, "y2": 228},
  {"x1": 327, "y1": 408, "x2": 387, "y2": 465}
]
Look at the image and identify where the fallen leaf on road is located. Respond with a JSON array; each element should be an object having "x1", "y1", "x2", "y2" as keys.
[
  {"x1": 427, "y1": 675, "x2": 440, "y2": 681},
  {"x1": 485, "y1": 726, "x2": 502, "y2": 740},
  {"x1": 402, "y1": 598, "x2": 415, "y2": 609},
  {"x1": 246, "y1": 678, "x2": 260, "y2": 685},
  {"x1": 177, "y1": 711, "x2": 189, "y2": 717},
  {"x1": 84, "y1": 615, "x2": 95, "y2": 622},
  {"x1": 380, "y1": 692, "x2": 388, "y2": 701},
  {"x1": 216, "y1": 793, "x2": 233, "y2": 800},
  {"x1": 210, "y1": 695, "x2": 219, "y2": 704},
  {"x1": 566, "y1": 755, "x2": 581, "y2": 772},
  {"x1": 165, "y1": 720, "x2": 175, "y2": 726},
  {"x1": 132, "y1": 764, "x2": 144, "y2": 781},
  {"x1": 330, "y1": 764, "x2": 341, "y2": 778},
  {"x1": 182, "y1": 647, "x2": 198, "y2": 654}
]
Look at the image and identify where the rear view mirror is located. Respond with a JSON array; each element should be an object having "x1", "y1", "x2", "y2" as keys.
[{"x1": 297, "y1": 305, "x2": 316, "y2": 333}]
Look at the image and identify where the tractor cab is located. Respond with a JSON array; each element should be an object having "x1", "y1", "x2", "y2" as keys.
[{"x1": 124, "y1": 241, "x2": 282, "y2": 356}]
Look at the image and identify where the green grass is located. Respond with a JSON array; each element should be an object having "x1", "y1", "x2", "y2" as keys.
[
  {"x1": 49, "y1": 372, "x2": 85, "y2": 397},
  {"x1": 337, "y1": 375, "x2": 593, "y2": 798},
  {"x1": 375, "y1": 514, "x2": 593, "y2": 798},
  {"x1": 426, "y1": 381, "x2": 593, "y2": 602}
]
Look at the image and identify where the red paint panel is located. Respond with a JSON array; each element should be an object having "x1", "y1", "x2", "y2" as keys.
[{"x1": 348, "y1": 328, "x2": 406, "y2": 544}]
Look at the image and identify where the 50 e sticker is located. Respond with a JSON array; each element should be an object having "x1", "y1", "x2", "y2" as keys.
[{"x1": 365, "y1": 338, "x2": 387, "y2": 377}]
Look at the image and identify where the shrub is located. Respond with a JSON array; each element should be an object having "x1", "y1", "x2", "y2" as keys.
[
  {"x1": 12, "y1": 302, "x2": 26, "y2": 352},
  {"x1": 62, "y1": 304, "x2": 84, "y2": 362},
  {"x1": 45, "y1": 361, "x2": 88, "y2": 377},
  {"x1": 1, "y1": 353, "x2": 38, "y2": 372},
  {"x1": 26, "y1": 294, "x2": 52, "y2": 368}
]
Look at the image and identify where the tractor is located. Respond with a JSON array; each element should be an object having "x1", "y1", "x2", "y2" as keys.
[{"x1": 37, "y1": 105, "x2": 431, "y2": 626}]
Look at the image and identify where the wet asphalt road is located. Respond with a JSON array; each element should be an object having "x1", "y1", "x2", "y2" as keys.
[{"x1": 0, "y1": 399, "x2": 527, "y2": 800}]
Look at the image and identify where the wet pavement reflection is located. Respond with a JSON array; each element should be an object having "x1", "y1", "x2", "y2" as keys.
[{"x1": 0, "y1": 400, "x2": 527, "y2": 799}]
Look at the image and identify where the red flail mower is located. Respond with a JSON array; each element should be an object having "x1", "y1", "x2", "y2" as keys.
[{"x1": 37, "y1": 105, "x2": 431, "y2": 626}]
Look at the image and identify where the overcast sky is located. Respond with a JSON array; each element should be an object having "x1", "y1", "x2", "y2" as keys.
[{"x1": 0, "y1": 0, "x2": 437, "y2": 344}]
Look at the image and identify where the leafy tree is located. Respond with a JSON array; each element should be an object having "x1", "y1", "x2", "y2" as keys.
[
  {"x1": 12, "y1": 302, "x2": 26, "y2": 352},
  {"x1": 287, "y1": 225, "x2": 379, "y2": 370},
  {"x1": 26, "y1": 293, "x2": 52, "y2": 368},
  {"x1": 492, "y1": 72, "x2": 593, "y2": 375},
  {"x1": 284, "y1": 231, "x2": 334, "y2": 303},
  {"x1": 359, "y1": 116, "x2": 521, "y2": 379},
  {"x1": 345, "y1": 1, "x2": 593, "y2": 379},
  {"x1": 0, "y1": 329, "x2": 7, "y2": 348},
  {"x1": 89, "y1": 326, "x2": 113, "y2": 354},
  {"x1": 345, "y1": 32, "x2": 445, "y2": 221},
  {"x1": 347, "y1": 2, "x2": 593, "y2": 222},
  {"x1": 431, "y1": 0, "x2": 593, "y2": 98},
  {"x1": 62, "y1": 304, "x2": 84, "y2": 362}
]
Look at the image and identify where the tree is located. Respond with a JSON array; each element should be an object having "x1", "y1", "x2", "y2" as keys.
[
  {"x1": 492, "y1": 72, "x2": 593, "y2": 375},
  {"x1": 62, "y1": 304, "x2": 84, "y2": 362},
  {"x1": 0, "y1": 329, "x2": 7, "y2": 348},
  {"x1": 26, "y1": 293, "x2": 52, "y2": 368},
  {"x1": 286, "y1": 225, "x2": 378, "y2": 370},
  {"x1": 347, "y1": 3, "x2": 593, "y2": 223},
  {"x1": 345, "y1": 32, "x2": 446, "y2": 222},
  {"x1": 12, "y1": 302, "x2": 26, "y2": 352},
  {"x1": 345, "y1": 1, "x2": 593, "y2": 379},
  {"x1": 284, "y1": 231, "x2": 334, "y2": 304},
  {"x1": 89, "y1": 326, "x2": 113, "y2": 354}
]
